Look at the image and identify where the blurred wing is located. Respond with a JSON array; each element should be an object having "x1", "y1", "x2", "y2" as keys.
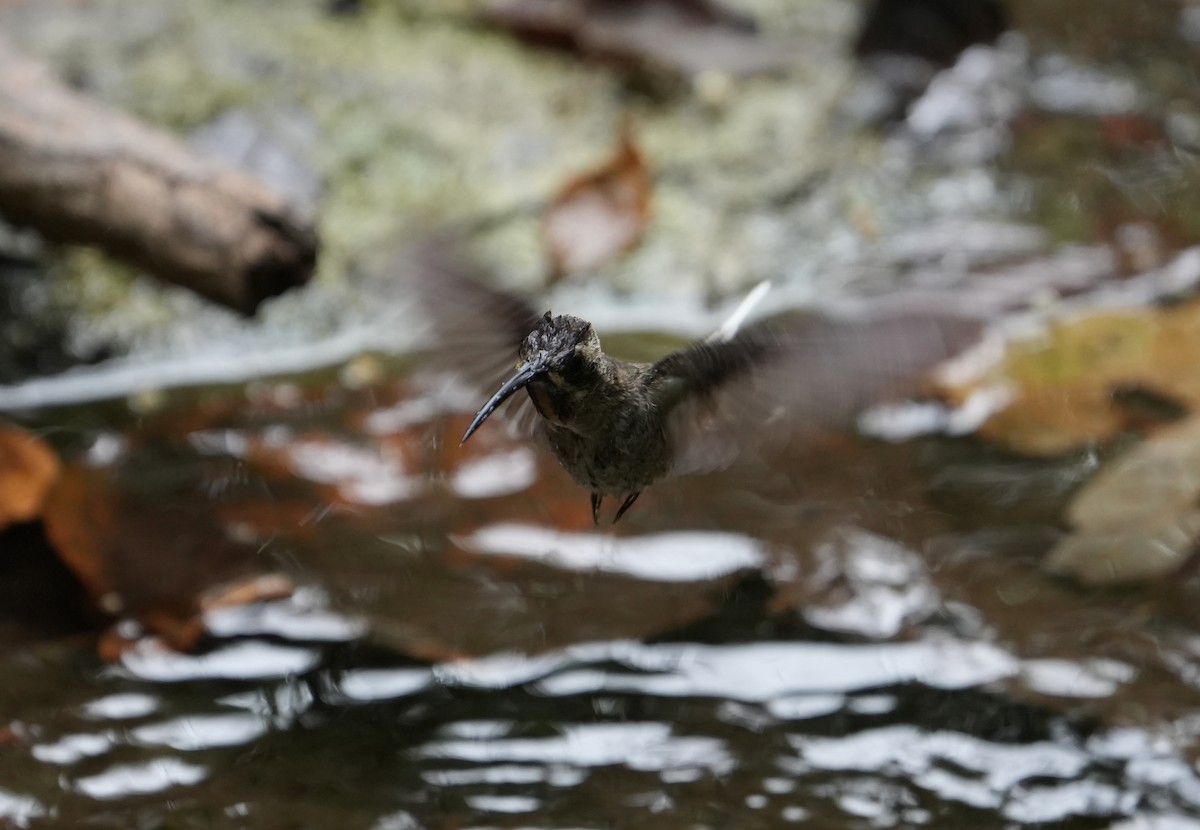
[
  {"x1": 654, "y1": 311, "x2": 984, "y2": 476},
  {"x1": 397, "y1": 241, "x2": 543, "y2": 433}
]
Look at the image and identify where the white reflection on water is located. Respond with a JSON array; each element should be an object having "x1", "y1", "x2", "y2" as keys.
[
  {"x1": 0, "y1": 788, "x2": 45, "y2": 826},
  {"x1": 1004, "y1": 779, "x2": 1134, "y2": 824},
  {"x1": 535, "y1": 637, "x2": 1017, "y2": 701},
  {"x1": 120, "y1": 640, "x2": 321, "y2": 682},
  {"x1": 780, "y1": 722, "x2": 1188, "y2": 824},
  {"x1": 287, "y1": 439, "x2": 422, "y2": 504},
  {"x1": 31, "y1": 732, "x2": 113, "y2": 765},
  {"x1": 423, "y1": 764, "x2": 584, "y2": 788},
  {"x1": 335, "y1": 645, "x2": 632, "y2": 704},
  {"x1": 80, "y1": 692, "x2": 159, "y2": 720},
  {"x1": 454, "y1": 524, "x2": 764, "y2": 582},
  {"x1": 365, "y1": 396, "x2": 451, "y2": 434},
  {"x1": 73, "y1": 758, "x2": 207, "y2": 799},
  {"x1": 765, "y1": 694, "x2": 845, "y2": 720},
  {"x1": 335, "y1": 635, "x2": 1016, "y2": 709},
  {"x1": 436, "y1": 648, "x2": 610, "y2": 690},
  {"x1": 418, "y1": 722, "x2": 734, "y2": 776},
  {"x1": 204, "y1": 587, "x2": 366, "y2": 642},
  {"x1": 1020, "y1": 657, "x2": 1136, "y2": 699},
  {"x1": 130, "y1": 713, "x2": 269, "y2": 751},
  {"x1": 338, "y1": 668, "x2": 430, "y2": 702},
  {"x1": 847, "y1": 694, "x2": 897, "y2": 714},
  {"x1": 1125, "y1": 755, "x2": 1200, "y2": 813},
  {"x1": 1110, "y1": 817, "x2": 1200, "y2": 830},
  {"x1": 437, "y1": 721, "x2": 514, "y2": 739},
  {"x1": 451, "y1": 448, "x2": 538, "y2": 499},
  {"x1": 800, "y1": 527, "x2": 938, "y2": 639},
  {"x1": 423, "y1": 764, "x2": 548, "y2": 786},
  {"x1": 370, "y1": 810, "x2": 423, "y2": 830},
  {"x1": 463, "y1": 795, "x2": 540, "y2": 813},
  {"x1": 789, "y1": 725, "x2": 1089, "y2": 791}
]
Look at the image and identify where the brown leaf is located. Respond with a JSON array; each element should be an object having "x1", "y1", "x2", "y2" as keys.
[
  {"x1": 41, "y1": 465, "x2": 263, "y2": 652},
  {"x1": 40, "y1": 466, "x2": 118, "y2": 601},
  {"x1": 485, "y1": 0, "x2": 792, "y2": 77},
  {"x1": 0, "y1": 423, "x2": 59, "y2": 532},
  {"x1": 543, "y1": 117, "x2": 651, "y2": 281}
]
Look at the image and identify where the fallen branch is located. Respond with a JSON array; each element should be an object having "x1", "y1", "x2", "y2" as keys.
[{"x1": 0, "y1": 38, "x2": 318, "y2": 314}]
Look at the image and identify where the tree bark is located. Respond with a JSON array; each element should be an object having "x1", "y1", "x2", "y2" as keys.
[{"x1": 0, "y1": 38, "x2": 318, "y2": 315}]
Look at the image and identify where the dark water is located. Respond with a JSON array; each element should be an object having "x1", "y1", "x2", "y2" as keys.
[
  {"x1": 7, "y1": 634, "x2": 1197, "y2": 829},
  {"x1": 3, "y1": 365, "x2": 1200, "y2": 830}
]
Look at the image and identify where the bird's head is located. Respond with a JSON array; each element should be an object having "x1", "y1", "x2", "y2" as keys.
[{"x1": 462, "y1": 312, "x2": 602, "y2": 443}]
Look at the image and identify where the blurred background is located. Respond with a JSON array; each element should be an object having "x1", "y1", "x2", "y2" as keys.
[{"x1": 3, "y1": 0, "x2": 1200, "y2": 827}]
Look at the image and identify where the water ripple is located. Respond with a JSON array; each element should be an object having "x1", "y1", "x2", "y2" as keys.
[
  {"x1": 535, "y1": 637, "x2": 1018, "y2": 700},
  {"x1": 454, "y1": 524, "x2": 766, "y2": 581},
  {"x1": 73, "y1": 758, "x2": 207, "y2": 799},
  {"x1": 120, "y1": 640, "x2": 321, "y2": 682}
]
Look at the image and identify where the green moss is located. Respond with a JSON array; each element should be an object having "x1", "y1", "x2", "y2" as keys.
[{"x1": 124, "y1": 47, "x2": 258, "y2": 131}]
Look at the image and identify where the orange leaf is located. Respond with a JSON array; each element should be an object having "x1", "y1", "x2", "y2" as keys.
[
  {"x1": 41, "y1": 466, "x2": 117, "y2": 601},
  {"x1": 0, "y1": 423, "x2": 60, "y2": 532},
  {"x1": 543, "y1": 117, "x2": 651, "y2": 281}
]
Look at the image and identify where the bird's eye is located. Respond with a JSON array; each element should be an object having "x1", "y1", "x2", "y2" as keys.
[{"x1": 560, "y1": 351, "x2": 586, "y2": 376}]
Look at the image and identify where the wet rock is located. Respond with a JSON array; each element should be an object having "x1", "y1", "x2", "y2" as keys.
[
  {"x1": 1046, "y1": 415, "x2": 1200, "y2": 586},
  {"x1": 189, "y1": 106, "x2": 322, "y2": 208}
]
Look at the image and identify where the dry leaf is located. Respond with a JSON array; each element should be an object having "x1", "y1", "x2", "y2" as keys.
[
  {"x1": 543, "y1": 117, "x2": 650, "y2": 280},
  {"x1": 485, "y1": 0, "x2": 792, "y2": 77},
  {"x1": 937, "y1": 302, "x2": 1200, "y2": 456},
  {"x1": 40, "y1": 466, "x2": 118, "y2": 601},
  {"x1": 0, "y1": 423, "x2": 59, "y2": 532}
]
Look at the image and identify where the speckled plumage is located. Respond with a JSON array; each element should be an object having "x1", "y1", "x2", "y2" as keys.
[
  {"x1": 464, "y1": 312, "x2": 682, "y2": 522},
  {"x1": 404, "y1": 242, "x2": 983, "y2": 524}
]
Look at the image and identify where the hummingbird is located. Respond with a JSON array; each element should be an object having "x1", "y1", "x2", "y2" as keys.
[{"x1": 405, "y1": 244, "x2": 982, "y2": 524}]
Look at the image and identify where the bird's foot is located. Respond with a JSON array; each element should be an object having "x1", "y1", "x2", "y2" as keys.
[
  {"x1": 591, "y1": 492, "x2": 602, "y2": 526},
  {"x1": 613, "y1": 491, "x2": 641, "y2": 524}
]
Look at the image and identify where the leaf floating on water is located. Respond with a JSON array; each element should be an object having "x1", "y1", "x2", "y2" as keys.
[
  {"x1": 0, "y1": 423, "x2": 59, "y2": 532},
  {"x1": 40, "y1": 466, "x2": 119, "y2": 603},
  {"x1": 936, "y1": 302, "x2": 1200, "y2": 456},
  {"x1": 41, "y1": 466, "x2": 265, "y2": 656},
  {"x1": 1045, "y1": 415, "x2": 1200, "y2": 586},
  {"x1": 484, "y1": 0, "x2": 793, "y2": 77},
  {"x1": 543, "y1": 117, "x2": 651, "y2": 282}
]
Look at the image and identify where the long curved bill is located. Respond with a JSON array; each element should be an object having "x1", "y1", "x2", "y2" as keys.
[{"x1": 461, "y1": 362, "x2": 541, "y2": 444}]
